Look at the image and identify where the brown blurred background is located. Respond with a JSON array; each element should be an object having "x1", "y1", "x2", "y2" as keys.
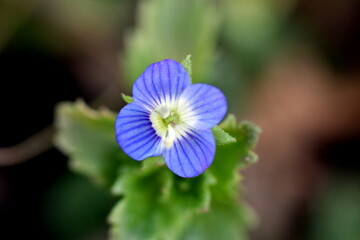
[{"x1": 0, "y1": 0, "x2": 359, "y2": 239}]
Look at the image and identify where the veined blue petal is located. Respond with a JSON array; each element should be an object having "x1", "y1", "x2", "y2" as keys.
[
  {"x1": 115, "y1": 102, "x2": 164, "y2": 160},
  {"x1": 133, "y1": 59, "x2": 191, "y2": 107},
  {"x1": 178, "y1": 83, "x2": 227, "y2": 129},
  {"x1": 162, "y1": 129, "x2": 215, "y2": 178}
]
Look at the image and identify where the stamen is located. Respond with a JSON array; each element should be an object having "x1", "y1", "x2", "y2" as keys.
[
  {"x1": 157, "y1": 106, "x2": 170, "y2": 118},
  {"x1": 150, "y1": 104, "x2": 183, "y2": 149},
  {"x1": 164, "y1": 125, "x2": 176, "y2": 148}
]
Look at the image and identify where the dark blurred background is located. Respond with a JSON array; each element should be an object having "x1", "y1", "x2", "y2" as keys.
[{"x1": 0, "y1": 0, "x2": 359, "y2": 240}]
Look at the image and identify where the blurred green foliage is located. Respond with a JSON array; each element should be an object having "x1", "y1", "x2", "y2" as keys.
[
  {"x1": 222, "y1": 0, "x2": 287, "y2": 73},
  {"x1": 123, "y1": 0, "x2": 220, "y2": 85},
  {"x1": 55, "y1": 100, "x2": 126, "y2": 188},
  {"x1": 308, "y1": 174, "x2": 360, "y2": 240},
  {"x1": 44, "y1": 173, "x2": 115, "y2": 240}
]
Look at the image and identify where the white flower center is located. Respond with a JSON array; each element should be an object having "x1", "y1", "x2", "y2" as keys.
[{"x1": 149, "y1": 99, "x2": 196, "y2": 149}]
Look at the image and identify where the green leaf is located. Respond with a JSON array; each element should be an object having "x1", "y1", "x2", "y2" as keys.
[
  {"x1": 219, "y1": 113, "x2": 237, "y2": 130},
  {"x1": 109, "y1": 168, "x2": 178, "y2": 240},
  {"x1": 180, "y1": 201, "x2": 252, "y2": 240},
  {"x1": 121, "y1": 93, "x2": 134, "y2": 104},
  {"x1": 109, "y1": 166, "x2": 215, "y2": 240},
  {"x1": 54, "y1": 101, "x2": 261, "y2": 240},
  {"x1": 109, "y1": 114, "x2": 260, "y2": 240},
  {"x1": 237, "y1": 120, "x2": 261, "y2": 149},
  {"x1": 142, "y1": 156, "x2": 165, "y2": 170},
  {"x1": 181, "y1": 54, "x2": 192, "y2": 81},
  {"x1": 209, "y1": 115, "x2": 261, "y2": 201},
  {"x1": 174, "y1": 115, "x2": 260, "y2": 240},
  {"x1": 54, "y1": 100, "x2": 132, "y2": 188},
  {"x1": 212, "y1": 125, "x2": 236, "y2": 146}
]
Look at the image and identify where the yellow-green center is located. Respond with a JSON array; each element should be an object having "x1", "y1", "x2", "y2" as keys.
[
  {"x1": 150, "y1": 106, "x2": 182, "y2": 148},
  {"x1": 163, "y1": 111, "x2": 181, "y2": 125}
]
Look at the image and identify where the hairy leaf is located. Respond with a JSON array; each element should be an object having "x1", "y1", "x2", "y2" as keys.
[
  {"x1": 55, "y1": 100, "x2": 261, "y2": 240},
  {"x1": 180, "y1": 201, "x2": 253, "y2": 240},
  {"x1": 121, "y1": 93, "x2": 134, "y2": 104},
  {"x1": 109, "y1": 165, "x2": 215, "y2": 240},
  {"x1": 212, "y1": 125, "x2": 237, "y2": 146},
  {"x1": 54, "y1": 100, "x2": 135, "y2": 188},
  {"x1": 181, "y1": 54, "x2": 193, "y2": 81},
  {"x1": 109, "y1": 114, "x2": 260, "y2": 240}
]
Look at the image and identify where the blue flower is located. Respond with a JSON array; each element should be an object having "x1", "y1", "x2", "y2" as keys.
[{"x1": 115, "y1": 59, "x2": 227, "y2": 177}]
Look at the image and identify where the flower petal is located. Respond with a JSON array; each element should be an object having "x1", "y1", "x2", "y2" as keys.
[
  {"x1": 132, "y1": 59, "x2": 191, "y2": 108},
  {"x1": 178, "y1": 83, "x2": 227, "y2": 129},
  {"x1": 163, "y1": 129, "x2": 215, "y2": 178},
  {"x1": 115, "y1": 102, "x2": 164, "y2": 160}
]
